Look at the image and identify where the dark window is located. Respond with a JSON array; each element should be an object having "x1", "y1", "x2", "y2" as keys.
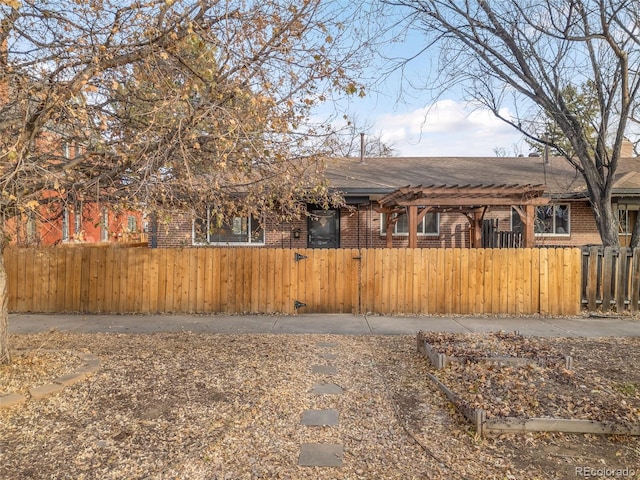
[
  {"x1": 512, "y1": 205, "x2": 570, "y2": 235},
  {"x1": 194, "y1": 210, "x2": 264, "y2": 245},
  {"x1": 381, "y1": 210, "x2": 439, "y2": 235}
]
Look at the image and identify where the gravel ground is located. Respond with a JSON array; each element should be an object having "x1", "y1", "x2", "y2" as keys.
[{"x1": 1, "y1": 332, "x2": 639, "y2": 480}]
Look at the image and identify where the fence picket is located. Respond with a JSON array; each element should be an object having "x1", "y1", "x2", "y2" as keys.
[
  {"x1": 538, "y1": 248, "x2": 549, "y2": 315},
  {"x1": 497, "y1": 249, "x2": 508, "y2": 313},
  {"x1": 473, "y1": 249, "x2": 484, "y2": 314},
  {"x1": 631, "y1": 248, "x2": 640, "y2": 312},
  {"x1": 426, "y1": 249, "x2": 438, "y2": 314},
  {"x1": 616, "y1": 248, "x2": 629, "y2": 312},
  {"x1": 602, "y1": 248, "x2": 615, "y2": 311},
  {"x1": 569, "y1": 248, "x2": 582, "y2": 315},
  {"x1": 552, "y1": 248, "x2": 564, "y2": 315}
]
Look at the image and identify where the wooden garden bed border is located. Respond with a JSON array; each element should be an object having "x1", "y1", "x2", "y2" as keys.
[
  {"x1": 418, "y1": 336, "x2": 639, "y2": 437},
  {"x1": 416, "y1": 337, "x2": 573, "y2": 370}
]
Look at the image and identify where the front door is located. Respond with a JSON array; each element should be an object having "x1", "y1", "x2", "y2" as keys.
[{"x1": 308, "y1": 209, "x2": 339, "y2": 248}]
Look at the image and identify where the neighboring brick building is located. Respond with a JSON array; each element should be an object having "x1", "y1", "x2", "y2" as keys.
[
  {"x1": 151, "y1": 154, "x2": 639, "y2": 249},
  {"x1": 6, "y1": 198, "x2": 147, "y2": 246},
  {"x1": 5, "y1": 136, "x2": 146, "y2": 246},
  {"x1": 1, "y1": 47, "x2": 146, "y2": 247}
]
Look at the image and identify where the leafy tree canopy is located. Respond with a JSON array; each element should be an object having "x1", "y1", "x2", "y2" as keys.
[
  {"x1": 0, "y1": 0, "x2": 379, "y2": 225},
  {"x1": 526, "y1": 82, "x2": 600, "y2": 159},
  {"x1": 0, "y1": 0, "x2": 383, "y2": 364}
]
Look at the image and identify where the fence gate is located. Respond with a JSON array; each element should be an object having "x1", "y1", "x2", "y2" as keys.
[{"x1": 290, "y1": 248, "x2": 360, "y2": 314}]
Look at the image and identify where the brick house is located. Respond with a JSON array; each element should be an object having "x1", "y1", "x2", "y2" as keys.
[
  {"x1": 7, "y1": 195, "x2": 147, "y2": 247},
  {"x1": 7, "y1": 200, "x2": 147, "y2": 246},
  {"x1": 1, "y1": 47, "x2": 146, "y2": 247},
  {"x1": 5, "y1": 137, "x2": 147, "y2": 247},
  {"x1": 151, "y1": 153, "x2": 639, "y2": 249}
]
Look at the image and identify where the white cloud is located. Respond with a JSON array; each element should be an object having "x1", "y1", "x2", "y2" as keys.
[{"x1": 374, "y1": 100, "x2": 525, "y2": 157}]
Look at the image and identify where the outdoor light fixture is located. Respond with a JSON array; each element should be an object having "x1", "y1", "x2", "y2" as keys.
[{"x1": 292, "y1": 228, "x2": 301, "y2": 239}]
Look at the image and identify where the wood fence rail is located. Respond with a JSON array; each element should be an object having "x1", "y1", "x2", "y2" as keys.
[{"x1": 4, "y1": 246, "x2": 582, "y2": 316}]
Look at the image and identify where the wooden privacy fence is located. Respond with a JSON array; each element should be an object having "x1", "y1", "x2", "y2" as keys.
[
  {"x1": 4, "y1": 246, "x2": 582, "y2": 316},
  {"x1": 581, "y1": 246, "x2": 640, "y2": 312}
]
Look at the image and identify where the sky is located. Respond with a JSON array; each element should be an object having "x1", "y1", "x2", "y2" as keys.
[
  {"x1": 330, "y1": 55, "x2": 530, "y2": 158},
  {"x1": 347, "y1": 96, "x2": 527, "y2": 157},
  {"x1": 321, "y1": 3, "x2": 530, "y2": 158}
]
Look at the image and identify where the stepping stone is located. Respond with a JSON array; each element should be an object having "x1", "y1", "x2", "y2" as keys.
[
  {"x1": 316, "y1": 342, "x2": 338, "y2": 348},
  {"x1": 311, "y1": 364, "x2": 337, "y2": 375},
  {"x1": 319, "y1": 353, "x2": 337, "y2": 360},
  {"x1": 54, "y1": 371, "x2": 89, "y2": 386},
  {"x1": 0, "y1": 392, "x2": 26, "y2": 408},
  {"x1": 311, "y1": 383, "x2": 343, "y2": 395},
  {"x1": 298, "y1": 443, "x2": 343, "y2": 467},
  {"x1": 29, "y1": 383, "x2": 64, "y2": 400},
  {"x1": 301, "y1": 409, "x2": 339, "y2": 426}
]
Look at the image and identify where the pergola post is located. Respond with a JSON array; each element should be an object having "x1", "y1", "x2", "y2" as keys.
[
  {"x1": 384, "y1": 212, "x2": 397, "y2": 248},
  {"x1": 386, "y1": 218, "x2": 394, "y2": 248},
  {"x1": 472, "y1": 211, "x2": 483, "y2": 248},
  {"x1": 524, "y1": 204, "x2": 535, "y2": 248},
  {"x1": 408, "y1": 205, "x2": 418, "y2": 248},
  {"x1": 513, "y1": 205, "x2": 536, "y2": 248}
]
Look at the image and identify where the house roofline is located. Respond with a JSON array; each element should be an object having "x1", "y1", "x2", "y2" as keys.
[{"x1": 331, "y1": 187, "x2": 395, "y2": 195}]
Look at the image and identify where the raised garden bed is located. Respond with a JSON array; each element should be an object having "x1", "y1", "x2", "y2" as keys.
[
  {"x1": 417, "y1": 331, "x2": 640, "y2": 437},
  {"x1": 417, "y1": 331, "x2": 572, "y2": 369}
]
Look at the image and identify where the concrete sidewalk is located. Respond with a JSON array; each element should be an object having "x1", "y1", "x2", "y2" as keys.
[{"x1": 7, "y1": 312, "x2": 640, "y2": 337}]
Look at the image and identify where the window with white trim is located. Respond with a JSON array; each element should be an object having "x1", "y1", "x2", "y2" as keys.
[
  {"x1": 618, "y1": 205, "x2": 638, "y2": 236},
  {"x1": 381, "y1": 210, "x2": 439, "y2": 236},
  {"x1": 62, "y1": 208, "x2": 69, "y2": 241},
  {"x1": 194, "y1": 209, "x2": 264, "y2": 245},
  {"x1": 127, "y1": 216, "x2": 137, "y2": 232},
  {"x1": 511, "y1": 204, "x2": 570, "y2": 236},
  {"x1": 100, "y1": 209, "x2": 109, "y2": 241},
  {"x1": 74, "y1": 203, "x2": 82, "y2": 235}
]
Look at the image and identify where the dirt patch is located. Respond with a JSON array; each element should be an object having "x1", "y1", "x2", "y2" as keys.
[{"x1": 0, "y1": 332, "x2": 638, "y2": 479}]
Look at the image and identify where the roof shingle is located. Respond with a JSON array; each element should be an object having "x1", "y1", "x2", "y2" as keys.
[{"x1": 323, "y1": 156, "x2": 640, "y2": 199}]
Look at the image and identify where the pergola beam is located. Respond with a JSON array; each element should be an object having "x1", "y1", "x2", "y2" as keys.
[
  {"x1": 377, "y1": 184, "x2": 548, "y2": 248},
  {"x1": 383, "y1": 196, "x2": 549, "y2": 207},
  {"x1": 379, "y1": 184, "x2": 547, "y2": 209}
]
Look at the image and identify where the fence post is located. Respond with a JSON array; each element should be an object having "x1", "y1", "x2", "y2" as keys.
[{"x1": 631, "y1": 247, "x2": 640, "y2": 312}]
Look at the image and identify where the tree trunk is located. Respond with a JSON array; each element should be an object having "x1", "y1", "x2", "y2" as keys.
[
  {"x1": 584, "y1": 173, "x2": 620, "y2": 247},
  {"x1": 0, "y1": 244, "x2": 10, "y2": 365},
  {"x1": 592, "y1": 199, "x2": 620, "y2": 247}
]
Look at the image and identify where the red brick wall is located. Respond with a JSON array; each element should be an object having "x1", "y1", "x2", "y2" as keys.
[
  {"x1": 154, "y1": 212, "x2": 194, "y2": 247},
  {"x1": 263, "y1": 216, "x2": 307, "y2": 248},
  {"x1": 479, "y1": 204, "x2": 600, "y2": 246},
  {"x1": 335, "y1": 201, "x2": 601, "y2": 248},
  {"x1": 153, "y1": 200, "x2": 603, "y2": 248},
  {"x1": 336, "y1": 207, "x2": 470, "y2": 248},
  {"x1": 7, "y1": 199, "x2": 145, "y2": 246}
]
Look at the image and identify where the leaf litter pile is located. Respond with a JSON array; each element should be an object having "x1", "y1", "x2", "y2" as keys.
[
  {"x1": 0, "y1": 331, "x2": 638, "y2": 480},
  {"x1": 419, "y1": 331, "x2": 640, "y2": 424},
  {"x1": 1, "y1": 347, "x2": 85, "y2": 396}
]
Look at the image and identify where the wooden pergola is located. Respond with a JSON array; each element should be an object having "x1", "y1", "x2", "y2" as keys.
[{"x1": 376, "y1": 184, "x2": 549, "y2": 248}]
